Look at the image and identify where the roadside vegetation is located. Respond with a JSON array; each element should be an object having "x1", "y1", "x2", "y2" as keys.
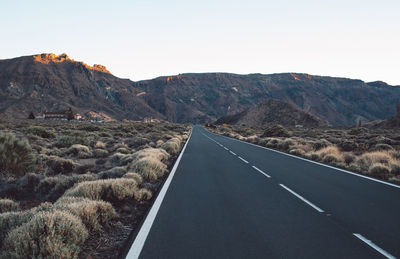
[
  {"x1": 0, "y1": 120, "x2": 190, "y2": 258},
  {"x1": 209, "y1": 124, "x2": 400, "y2": 184}
]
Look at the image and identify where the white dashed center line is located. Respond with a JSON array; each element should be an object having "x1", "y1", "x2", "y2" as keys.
[
  {"x1": 229, "y1": 151, "x2": 237, "y2": 156},
  {"x1": 238, "y1": 156, "x2": 249, "y2": 164},
  {"x1": 279, "y1": 184, "x2": 324, "y2": 213},
  {"x1": 353, "y1": 234, "x2": 396, "y2": 259},
  {"x1": 252, "y1": 166, "x2": 271, "y2": 178}
]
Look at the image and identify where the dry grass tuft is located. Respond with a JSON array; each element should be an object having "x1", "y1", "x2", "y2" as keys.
[
  {"x1": 309, "y1": 146, "x2": 344, "y2": 163},
  {"x1": 44, "y1": 155, "x2": 80, "y2": 175},
  {"x1": 0, "y1": 199, "x2": 20, "y2": 213},
  {"x1": 63, "y1": 178, "x2": 140, "y2": 202},
  {"x1": 123, "y1": 172, "x2": 143, "y2": 185},
  {"x1": 55, "y1": 197, "x2": 116, "y2": 230},
  {"x1": 368, "y1": 163, "x2": 390, "y2": 178},
  {"x1": 67, "y1": 144, "x2": 92, "y2": 158},
  {"x1": 161, "y1": 137, "x2": 182, "y2": 155},
  {"x1": 2, "y1": 210, "x2": 88, "y2": 258}
]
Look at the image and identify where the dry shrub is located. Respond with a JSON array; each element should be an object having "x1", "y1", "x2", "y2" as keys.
[
  {"x1": 98, "y1": 167, "x2": 127, "y2": 179},
  {"x1": 277, "y1": 139, "x2": 294, "y2": 151},
  {"x1": 55, "y1": 135, "x2": 88, "y2": 148},
  {"x1": 265, "y1": 138, "x2": 282, "y2": 148},
  {"x1": 0, "y1": 211, "x2": 32, "y2": 242},
  {"x1": 55, "y1": 197, "x2": 116, "y2": 230},
  {"x1": 123, "y1": 172, "x2": 143, "y2": 185},
  {"x1": 133, "y1": 148, "x2": 170, "y2": 162},
  {"x1": 67, "y1": 144, "x2": 92, "y2": 158},
  {"x1": 261, "y1": 125, "x2": 292, "y2": 138},
  {"x1": 343, "y1": 153, "x2": 356, "y2": 165},
  {"x1": 94, "y1": 141, "x2": 107, "y2": 149},
  {"x1": 129, "y1": 157, "x2": 167, "y2": 181},
  {"x1": 0, "y1": 132, "x2": 36, "y2": 177},
  {"x1": 35, "y1": 176, "x2": 61, "y2": 196},
  {"x1": 135, "y1": 188, "x2": 152, "y2": 201},
  {"x1": 246, "y1": 135, "x2": 259, "y2": 144},
  {"x1": 0, "y1": 199, "x2": 19, "y2": 213},
  {"x1": 156, "y1": 139, "x2": 164, "y2": 147},
  {"x1": 2, "y1": 210, "x2": 88, "y2": 258},
  {"x1": 373, "y1": 144, "x2": 394, "y2": 151},
  {"x1": 289, "y1": 149, "x2": 306, "y2": 156},
  {"x1": 368, "y1": 163, "x2": 391, "y2": 178},
  {"x1": 49, "y1": 174, "x2": 98, "y2": 200},
  {"x1": 161, "y1": 137, "x2": 182, "y2": 155},
  {"x1": 45, "y1": 155, "x2": 80, "y2": 175},
  {"x1": 352, "y1": 151, "x2": 392, "y2": 172},
  {"x1": 310, "y1": 146, "x2": 344, "y2": 163},
  {"x1": 93, "y1": 148, "x2": 109, "y2": 158},
  {"x1": 27, "y1": 126, "x2": 56, "y2": 139},
  {"x1": 63, "y1": 178, "x2": 140, "y2": 202},
  {"x1": 109, "y1": 152, "x2": 133, "y2": 166},
  {"x1": 116, "y1": 147, "x2": 131, "y2": 154}
]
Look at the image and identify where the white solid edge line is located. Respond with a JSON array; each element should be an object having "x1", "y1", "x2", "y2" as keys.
[
  {"x1": 206, "y1": 130, "x2": 400, "y2": 190},
  {"x1": 252, "y1": 165, "x2": 271, "y2": 178},
  {"x1": 353, "y1": 233, "x2": 396, "y2": 259},
  {"x1": 229, "y1": 151, "x2": 237, "y2": 156},
  {"x1": 238, "y1": 156, "x2": 249, "y2": 164},
  {"x1": 126, "y1": 129, "x2": 193, "y2": 259},
  {"x1": 279, "y1": 184, "x2": 324, "y2": 213}
]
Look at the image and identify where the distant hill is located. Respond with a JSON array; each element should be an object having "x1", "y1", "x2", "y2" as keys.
[
  {"x1": 0, "y1": 53, "x2": 163, "y2": 121},
  {"x1": 371, "y1": 103, "x2": 400, "y2": 128},
  {"x1": 1, "y1": 53, "x2": 400, "y2": 125},
  {"x1": 215, "y1": 99, "x2": 328, "y2": 127},
  {"x1": 136, "y1": 72, "x2": 400, "y2": 125}
]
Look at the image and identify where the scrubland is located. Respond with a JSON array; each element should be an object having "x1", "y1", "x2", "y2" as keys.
[
  {"x1": 211, "y1": 124, "x2": 400, "y2": 184},
  {"x1": 0, "y1": 120, "x2": 190, "y2": 258}
]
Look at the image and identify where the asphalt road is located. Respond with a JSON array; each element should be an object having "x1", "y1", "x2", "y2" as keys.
[{"x1": 126, "y1": 125, "x2": 400, "y2": 259}]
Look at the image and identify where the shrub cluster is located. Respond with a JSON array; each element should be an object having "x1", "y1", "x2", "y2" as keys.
[
  {"x1": 27, "y1": 126, "x2": 56, "y2": 139},
  {"x1": 63, "y1": 178, "x2": 151, "y2": 202},
  {"x1": 161, "y1": 136, "x2": 182, "y2": 155},
  {"x1": 129, "y1": 148, "x2": 170, "y2": 181},
  {"x1": 0, "y1": 199, "x2": 20, "y2": 213},
  {"x1": 2, "y1": 210, "x2": 88, "y2": 258},
  {"x1": 0, "y1": 132, "x2": 36, "y2": 176}
]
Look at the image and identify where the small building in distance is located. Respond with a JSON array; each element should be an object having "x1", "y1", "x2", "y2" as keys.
[{"x1": 43, "y1": 108, "x2": 74, "y2": 120}]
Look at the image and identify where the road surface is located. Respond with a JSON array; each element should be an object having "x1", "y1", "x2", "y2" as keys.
[{"x1": 126, "y1": 125, "x2": 400, "y2": 259}]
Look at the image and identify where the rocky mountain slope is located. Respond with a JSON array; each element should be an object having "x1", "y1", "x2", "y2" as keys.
[
  {"x1": 137, "y1": 73, "x2": 400, "y2": 125},
  {"x1": 0, "y1": 54, "x2": 163, "y2": 121},
  {"x1": 1, "y1": 53, "x2": 400, "y2": 125},
  {"x1": 215, "y1": 98, "x2": 329, "y2": 127}
]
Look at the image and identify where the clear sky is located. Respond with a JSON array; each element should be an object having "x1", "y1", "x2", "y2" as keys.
[{"x1": 1, "y1": 0, "x2": 399, "y2": 84}]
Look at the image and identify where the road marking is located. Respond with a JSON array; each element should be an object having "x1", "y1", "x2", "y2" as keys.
[
  {"x1": 279, "y1": 184, "x2": 324, "y2": 213},
  {"x1": 229, "y1": 151, "x2": 237, "y2": 156},
  {"x1": 252, "y1": 166, "x2": 271, "y2": 178},
  {"x1": 126, "y1": 130, "x2": 193, "y2": 259},
  {"x1": 353, "y1": 234, "x2": 396, "y2": 259},
  {"x1": 224, "y1": 147, "x2": 229, "y2": 151},
  {"x1": 238, "y1": 156, "x2": 249, "y2": 164},
  {"x1": 206, "y1": 130, "x2": 400, "y2": 190}
]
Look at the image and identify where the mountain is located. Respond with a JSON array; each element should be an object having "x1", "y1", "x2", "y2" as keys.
[
  {"x1": 214, "y1": 98, "x2": 328, "y2": 127},
  {"x1": 371, "y1": 102, "x2": 400, "y2": 128},
  {"x1": 1, "y1": 53, "x2": 400, "y2": 125},
  {"x1": 137, "y1": 73, "x2": 400, "y2": 125},
  {"x1": 0, "y1": 53, "x2": 163, "y2": 121}
]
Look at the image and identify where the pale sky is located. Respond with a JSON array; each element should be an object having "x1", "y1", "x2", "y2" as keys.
[{"x1": 1, "y1": 0, "x2": 399, "y2": 85}]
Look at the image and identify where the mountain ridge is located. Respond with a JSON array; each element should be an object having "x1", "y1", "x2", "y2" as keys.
[{"x1": 1, "y1": 53, "x2": 400, "y2": 125}]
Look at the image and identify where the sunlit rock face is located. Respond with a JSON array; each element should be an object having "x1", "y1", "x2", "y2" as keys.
[{"x1": 33, "y1": 53, "x2": 110, "y2": 74}]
